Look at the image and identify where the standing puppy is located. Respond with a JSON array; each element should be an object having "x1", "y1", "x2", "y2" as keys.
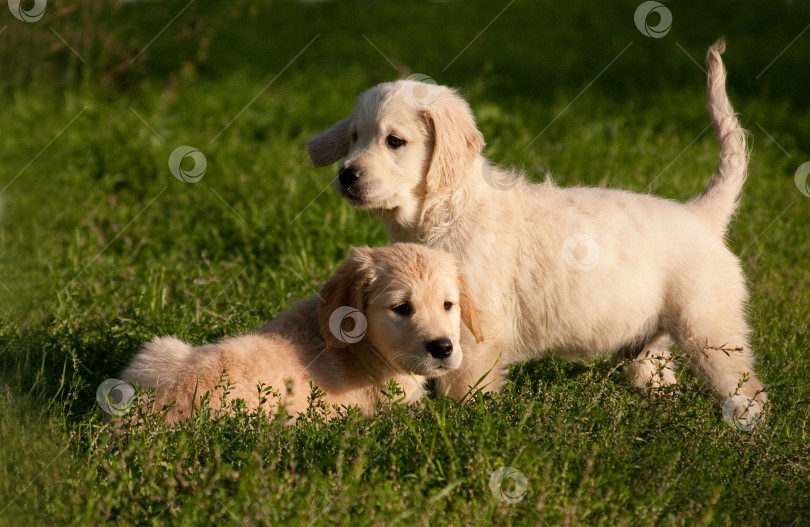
[
  {"x1": 121, "y1": 243, "x2": 482, "y2": 424},
  {"x1": 307, "y1": 41, "x2": 767, "y2": 418}
]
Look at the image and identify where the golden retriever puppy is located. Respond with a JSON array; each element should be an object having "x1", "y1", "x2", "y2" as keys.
[
  {"x1": 307, "y1": 41, "x2": 766, "y2": 421},
  {"x1": 121, "y1": 243, "x2": 483, "y2": 424}
]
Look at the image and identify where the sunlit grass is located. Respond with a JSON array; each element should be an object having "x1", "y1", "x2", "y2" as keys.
[{"x1": 1, "y1": 1, "x2": 808, "y2": 525}]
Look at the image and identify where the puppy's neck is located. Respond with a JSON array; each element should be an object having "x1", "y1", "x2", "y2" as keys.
[
  {"x1": 381, "y1": 156, "x2": 494, "y2": 246},
  {"x1": 379, "y1": 209, "x2": 421, "y2": 243},
  {"x1": 340, "y1": 341, "x2": 405, "y2": 383}
]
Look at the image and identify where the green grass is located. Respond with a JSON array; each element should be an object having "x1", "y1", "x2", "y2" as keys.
[{"x1": 1, "y1": 0, "x2": 809, "y2": 525}]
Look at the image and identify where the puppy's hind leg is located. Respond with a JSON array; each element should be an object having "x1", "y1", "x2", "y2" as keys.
[
  {"x1": 624, "y1": 334, "x2": 677, "y2": 389},
  {"x1": 669, "y1": 267, "x2": 767, "y2": 421}
]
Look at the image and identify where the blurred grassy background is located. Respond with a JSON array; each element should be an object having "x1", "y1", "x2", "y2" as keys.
[{"x1": 0, "y1": 1, "x2": 808, "y2": 525}]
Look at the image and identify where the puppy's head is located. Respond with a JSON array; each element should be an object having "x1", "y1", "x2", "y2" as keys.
[
  {"x1": 307, "y1": 81, "x2": 485, "y2": 225},
  {"x1": 317, "y1": 243, "x2": 483, "y2": 376}
]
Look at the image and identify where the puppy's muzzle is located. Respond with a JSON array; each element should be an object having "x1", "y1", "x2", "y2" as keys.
[
  {"x1": 425, "y1": 338, "x2": 453, "y2": 359},
  {"x1": 338, "y1": 166, "x2": 361, "y2": 188}
]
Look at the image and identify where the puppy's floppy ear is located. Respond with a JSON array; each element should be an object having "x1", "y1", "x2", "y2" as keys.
[
  {"x1": 424, "y1": 88, "x2": 485, "y2": 193},
  {"x1": 317, "y1": 246, "x2": 377, "y2": 349},
  {"x1": 458, "y1": 273, "x2": 484, "y2": 343},
  {"x1": 307, "y1": 116, "x2": 352, "y2": 167}
]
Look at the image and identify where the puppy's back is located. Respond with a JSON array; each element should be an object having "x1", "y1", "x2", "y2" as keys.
[{"x1": 121, "y1": 303, "x2": 334, "y2": 422}]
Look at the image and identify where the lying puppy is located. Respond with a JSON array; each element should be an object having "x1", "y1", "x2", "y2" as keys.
[
  {"x1": 121, "y1": 243, "x2": 482, "y2": 423},
  {"x1": 307, "y1": 41, "x2": 767, "y2": 419}
]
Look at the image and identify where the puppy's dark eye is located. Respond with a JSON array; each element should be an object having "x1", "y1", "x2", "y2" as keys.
[
  {"x1": 392, "y1": 302, "x2": 413, "y2": 316},
  {"x1": 351, "y1": 132, "x2": 358, "y2": 142},
  {"x1": 386, "y1": 135, "x2": 406, "y2": 149},
  {"x1": 444, "y1": 301, "x2": 453, "y2": 311}
]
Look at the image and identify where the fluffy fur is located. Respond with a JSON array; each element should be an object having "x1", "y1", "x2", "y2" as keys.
[
  {"x1": 121, "y1": 243, "x2": 482, "y2": 424},
  {"x1": 307, "y1": 40, "x2": 767, "y2": 417}
]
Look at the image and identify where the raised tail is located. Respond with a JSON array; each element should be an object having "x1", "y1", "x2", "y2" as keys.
[{"x1": 687, "y1": 39, "x2": 750, "y2": 235}]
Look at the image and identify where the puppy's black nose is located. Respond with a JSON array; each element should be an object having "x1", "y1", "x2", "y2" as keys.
[
  {"x1": 338, "y1": 166, "x2": 361, "y2": 187},
  {"x1": 426, "y1": 338, "x2": 453, "y2": 359}
]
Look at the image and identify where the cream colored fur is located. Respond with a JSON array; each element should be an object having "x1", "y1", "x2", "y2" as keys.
[
  {"x1": 307, "y1": 41, "x2": 767, "y2": 417},
  {"x1": 121, "y1": 243, "x2": 482, "y2": 424}
]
